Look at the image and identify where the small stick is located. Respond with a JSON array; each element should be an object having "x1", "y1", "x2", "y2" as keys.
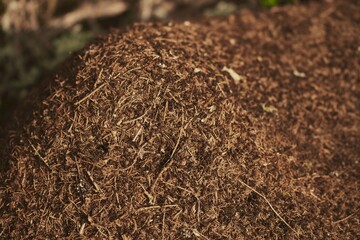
[
  {"x1": 85, "y1": 170, "x2": 102, "y2": 193},
  {"x1": 192, "y1": 228, "x2": 210, "y2": 240},
  {"x1": 135, "y1": 204, "x2": 178, "y2": 213},
  {"x1": 75, "y1": 82, "x2": 106, "y2": 106},
  {"x1": 238, "y1": 179, "x2": 299, "y2": 235},
  {"x1": 79, "y1": 223, "x2": 86, "y2": 235},
  {"x1": 162, "y1": 210, "x2": 166, "y2": 240},
  {"x1": 151, "y1": 112, "x2": 192, "y2": 193},
  {"x1": 151, "y1": 127, "x2": 183, "y2": 192},
  {"x1": 29, "y1": 141, "x2": 52, "y2": 171},
  {"x1": 332, "y1": 213, "x2": 356, "y2": 224},
  {"x1": 123, "y1": 110, "x2": 149, "y2": 124}
]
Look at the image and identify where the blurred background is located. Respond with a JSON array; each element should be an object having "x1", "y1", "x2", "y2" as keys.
[{"x1": 0, "y1": 0, "x2": 303, "y2": 124}]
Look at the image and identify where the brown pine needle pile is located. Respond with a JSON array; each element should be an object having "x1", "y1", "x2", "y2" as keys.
[{"x1": 0, "y1": 0, "x2": 359, "y2": 239}]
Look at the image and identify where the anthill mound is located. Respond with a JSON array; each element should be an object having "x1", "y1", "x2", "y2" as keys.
[{"x1": 0, "y1": 1, "x2": 359, "y2": 239}]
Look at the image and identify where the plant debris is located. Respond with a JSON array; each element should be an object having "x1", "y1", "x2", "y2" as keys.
[
  {"x1": 293, "y1": 69, "x2": 306, "y2": 78},
  {"x1": 0, "y1": 0, "x2": 359, "y2": 239},
  {"x1": 261, "y1": 103, "x2": 278, "y2": 114},
  {"x1": 222, "y1": 66, "x2": 245, "y2": 83}
]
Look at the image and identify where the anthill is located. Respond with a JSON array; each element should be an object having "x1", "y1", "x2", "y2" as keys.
[{"x1": 0, "y1": 0, "x2": 359, "y2": 239}]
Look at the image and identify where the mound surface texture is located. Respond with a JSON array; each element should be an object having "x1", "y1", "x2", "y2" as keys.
[{"x1": 1, "y1": 1, "x2": 359, "y2": 239}]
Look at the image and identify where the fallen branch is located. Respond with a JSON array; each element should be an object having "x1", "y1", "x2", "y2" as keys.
[{"x1": 49, "y1": 1, "x2": 127, "y2": 29}]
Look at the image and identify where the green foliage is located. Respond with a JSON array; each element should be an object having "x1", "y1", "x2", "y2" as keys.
[
  {"x1": 260, "y1": 0, "x2": 279, "y2": 7},
  {"x1": 260, "y1": 0, "x2": 297, "y2": 7},
  {"x1": 51, "y1": 30, "x2": 93, "y2": 68},
  {"x1": 0, "y1": 28, "x2": 93, "y2": 120}
]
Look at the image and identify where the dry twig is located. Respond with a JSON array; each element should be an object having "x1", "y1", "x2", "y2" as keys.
[
  {"x1": 238, "y1": 179, "x2": 299, "y2": 235},
  {"x1": 28, "y1": 140, "x2": 52, "y2": 171},
  {"x1": 75, "y1": 82, "x2": 106, "y2": 106}
]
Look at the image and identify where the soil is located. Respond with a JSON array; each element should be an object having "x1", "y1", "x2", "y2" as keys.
[{"x1": 1, "y1": 0, "x2": 359, "y2": 239}]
